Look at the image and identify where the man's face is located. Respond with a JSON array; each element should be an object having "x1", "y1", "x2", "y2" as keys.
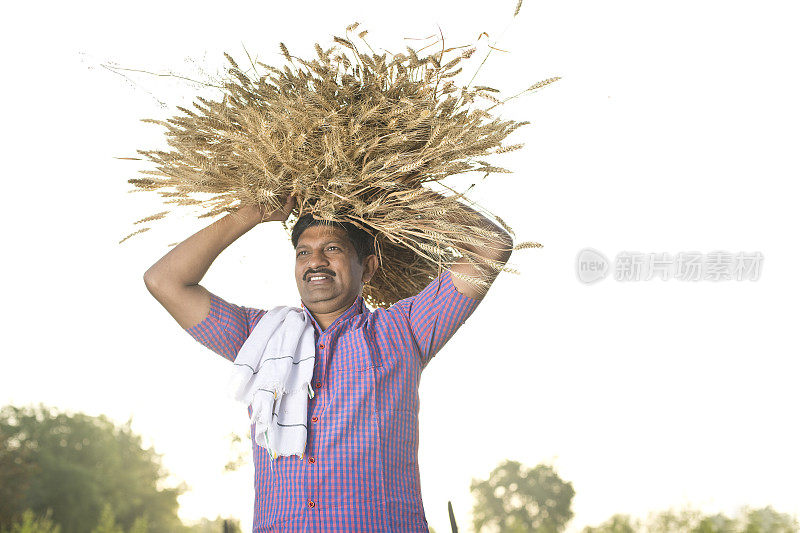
[{"x1": 294, "y1": 224, "x2": 372, "y2": 316}]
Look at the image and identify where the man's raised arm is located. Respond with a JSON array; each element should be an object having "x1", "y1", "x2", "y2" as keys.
[
  {"x1": 445, "y1": 197, "x2": 514, "y2": 300},
  {"x1": 142, "y1": 195, "x2": 295, "y2": 329},
  {"x1": 396, "y1": 196, "x2": 514, "y2": 368}
]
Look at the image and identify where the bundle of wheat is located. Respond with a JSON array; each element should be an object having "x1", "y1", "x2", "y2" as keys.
[{"x1": 123, "y1": 20, "x2": 556, "y2": 307}]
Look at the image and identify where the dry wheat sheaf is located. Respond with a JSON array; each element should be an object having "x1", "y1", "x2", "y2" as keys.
[{"x1": 122, "y1": 18, "x2": 557, "y2": 308}]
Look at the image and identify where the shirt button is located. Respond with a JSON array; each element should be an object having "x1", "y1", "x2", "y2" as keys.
[
  {"x1": 311, "y1": 416, "x2": 318, "y2": 422},
  {"x1": 318, "y1": 343, "x2": 324, "y2": 349},
  {"x1": 308, "y1": 456, "x2": 315, "y2": 464},
  {"x1": 314, "y1": 381, "x2": 322, "y2": 388},
  {"x1": 307, "y1": 499, "x2": 315, "y2": 508}
]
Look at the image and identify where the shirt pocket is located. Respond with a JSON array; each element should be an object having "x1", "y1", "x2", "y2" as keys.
[{"x1": 331, "y1": 329, "x2": 382, "y2": 373}]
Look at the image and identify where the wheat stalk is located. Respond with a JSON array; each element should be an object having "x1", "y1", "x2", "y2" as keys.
[{"x1": 121, "y1": 20, "x2": 555, "y2": 307}]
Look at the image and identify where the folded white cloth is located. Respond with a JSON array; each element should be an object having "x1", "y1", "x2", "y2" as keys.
[{"x1": 226, "y1": 306, "x2": 316, "y2": 460}]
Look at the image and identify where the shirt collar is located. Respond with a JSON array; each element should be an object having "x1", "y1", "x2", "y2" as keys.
[{"x1": 301, "y1": 294, "x2": 366, "y2": 334}]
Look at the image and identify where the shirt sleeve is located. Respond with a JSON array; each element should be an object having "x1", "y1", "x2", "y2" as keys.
[
  {"x1": 404, "y1": 269, "x2": 482, "y2": 369},
  {"x1": 184, "y1": 292, "x2": 266, "y2": 362}
]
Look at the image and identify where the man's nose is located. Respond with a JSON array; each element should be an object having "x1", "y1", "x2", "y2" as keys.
[{"x1": 307, "y1": 249, "x2": 330, "y2": 268}]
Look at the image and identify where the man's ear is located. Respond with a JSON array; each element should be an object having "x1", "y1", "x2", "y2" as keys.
[{"x1": 361, "y1": 254, "x2": 379, "y2": 284}]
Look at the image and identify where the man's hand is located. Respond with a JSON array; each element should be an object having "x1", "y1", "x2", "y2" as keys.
[
  {"x1": 254, "y1": 194, "x2": 297, "y2": 223},
  {"x1": 442, "y1": 197, "x2": 514, "y2": 300},
  {"x1": 235, "y1": 194, "x2": 297, "y2": 225},
  {"x1": 143, "y1": 194, "x2": 297, "y2": 329}
]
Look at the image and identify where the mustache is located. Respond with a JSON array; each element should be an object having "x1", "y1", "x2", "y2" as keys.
[{"x1": 305, "y1": 268, "x2": 336, "y2": 281}]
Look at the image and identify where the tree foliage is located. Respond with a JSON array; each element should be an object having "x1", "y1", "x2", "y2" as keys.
[
  {"x1": 470, "y1": 460, "x2": 575, "y2": 533},
  {"x1": 0, "y1": 404, "x2": 185, "y2": 533},
  {"x1": 583, "y1": 505, "x2": 799, "y2": 533},
  {"x1": 184, "y1": 517, "x2": 242, "y2": 533},
  {"x1": 90, "y1": 505, "x2": 124, "y2": 533},
  {"x1": 0, "y1": 510, "x2": 61, "y2": 533},
  {"x1": 582, "y1": 514, "x2": 638, "y2": 533}
]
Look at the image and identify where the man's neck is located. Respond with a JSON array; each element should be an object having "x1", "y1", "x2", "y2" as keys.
[
  {"x1": 312, "y1": 311, "x2": 340, "y2": 331},
  {"x1": 309, "y1": 297, "x2": 359, "y2": 331}
]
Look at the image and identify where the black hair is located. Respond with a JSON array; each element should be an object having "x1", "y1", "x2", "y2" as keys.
[{"x1": 291, "y1": 214, "x2": 375, "y2": 262}]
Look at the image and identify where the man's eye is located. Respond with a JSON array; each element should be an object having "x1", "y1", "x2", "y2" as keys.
[
  {"x1": 327, "y1": 246, "x2": 339, "y2": 251},
  {"x1": 297, "y1": 251, "x2": 308, "y2": 256}
]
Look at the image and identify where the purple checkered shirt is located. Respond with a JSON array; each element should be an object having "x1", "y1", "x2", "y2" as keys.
[{"x1": 186, "y1": 269, "x2": 481, "y2": 532}]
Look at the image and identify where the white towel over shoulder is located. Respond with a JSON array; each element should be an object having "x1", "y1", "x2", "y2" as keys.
[{"x1": 226, "y1": 306, "x2": 316, "y2": 460}]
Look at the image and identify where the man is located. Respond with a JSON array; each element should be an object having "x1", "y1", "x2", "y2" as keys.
[{"x1": 143, "y1": 194, "x2": 513, "y2": 532}]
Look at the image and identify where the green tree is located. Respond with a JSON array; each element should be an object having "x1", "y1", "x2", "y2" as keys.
[
  {"x1": 583, "y1": 505, "x2": 799, "y2": 533},
  {"x1": 128, "y1": 516, "x2": 149, "y2": 533},
  {"x1": 185, "y1": 517, "x2": 241, "y2": 533},
  {"x1": 693, "y1": 512, "x2": 737, "y2": 533},
  {"x1": 643, "y1": 506, "x2": 799, "y2": 533},
  {"x1": 645, "y1": 508, "x2": 706, "y2": 533},
  {"x1": 0, "y1": 404, "x2": 185, "y2": 533},
  {"x1": 740, "y1": 506, "x2": 798, "y2": 533},
  {"x1": 583, "y1": 514, "x2": 638, "y2": 533},
  {"x1": 0, "y1": 436, "x2": 35, "y2": 527},
  {"x1": 0, "y1": 510, "x2": 60, "y2": 533},
  {"x1": 90, "y1": 505, "x2": 123, "y2": 533},
  {"x1": 223, "y1": 432, "x2": 250, "y2": 473},
  {"x1": 470, "y1": 460, "x2": 575, "y2": 533}
]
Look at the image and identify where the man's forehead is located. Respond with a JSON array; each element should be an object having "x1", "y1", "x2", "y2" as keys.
[{"x1": 296, "y1": 225, "x2": 349, "y2": 246}]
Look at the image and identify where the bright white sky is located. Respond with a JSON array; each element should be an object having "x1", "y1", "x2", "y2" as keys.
[{"x1": 2, "y1": 1, "x2": 799, "y2": 531}]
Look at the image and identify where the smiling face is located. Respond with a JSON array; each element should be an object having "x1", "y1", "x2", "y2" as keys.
[{"x1": 294, "y1": 224, "x2": 378, "y2": 319}]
